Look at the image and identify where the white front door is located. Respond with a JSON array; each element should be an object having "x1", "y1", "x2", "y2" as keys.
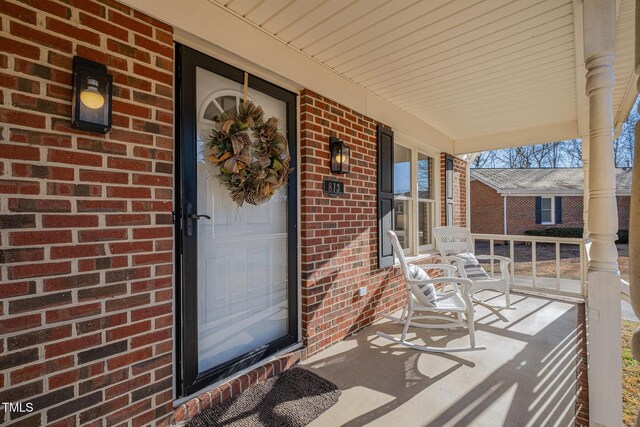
[{"x1": 177, "y1": 47, "x2": 297, "y2": 395}]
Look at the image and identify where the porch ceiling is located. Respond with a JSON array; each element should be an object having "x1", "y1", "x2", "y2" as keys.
[{"x1": 212, "y1": 0, "x2": 636, "y2": 151}]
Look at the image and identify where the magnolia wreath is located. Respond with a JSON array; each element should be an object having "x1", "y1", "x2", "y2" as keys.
[{"x1": 206, "y1": 100, "x2": 292, "y2": 207}]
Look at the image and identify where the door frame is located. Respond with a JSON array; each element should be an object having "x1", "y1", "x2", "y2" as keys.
[{"x1": 175, "y1": 44, "x2": 299, "y2": 397}]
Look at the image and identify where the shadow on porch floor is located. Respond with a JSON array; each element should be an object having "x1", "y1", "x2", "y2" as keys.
[{"x1": 302, "y1": 292, "x2": 582, "y2": 427}]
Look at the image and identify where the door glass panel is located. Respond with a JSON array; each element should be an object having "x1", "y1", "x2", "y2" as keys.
[{"x1": 195, "y1": 66, "x2": 288, "y2": 373}]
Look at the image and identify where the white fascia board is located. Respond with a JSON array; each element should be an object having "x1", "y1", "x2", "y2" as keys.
[
  {"x1": 496, "y1": 189, "x2": 584, "y2": 196},
  {"x1": 453, "y1": 120, "x2": 579, "y2": 154},
  {"x1": 121, "y1": 0, "x2": 454, "y2": 153},
  {"x1": 495, "y1": 189, "x2": 630, "y2": 196},
  {"x1": 613, "y1": 74, "x2": 638, "y2": 136}
]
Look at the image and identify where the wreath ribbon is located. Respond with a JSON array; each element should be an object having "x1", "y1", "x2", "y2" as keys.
[{"x1": 206, "y1": 96, "x2": 292, "y2": 207}]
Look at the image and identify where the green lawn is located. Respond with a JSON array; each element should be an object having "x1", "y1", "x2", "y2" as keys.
[{"x1": 623, "y1": 320, "x2": 640, "y2": 426}]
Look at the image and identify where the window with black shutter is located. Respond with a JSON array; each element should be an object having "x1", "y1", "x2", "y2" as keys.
[{"x1": 377, "y1": 125, "x2": 394, "y2": 268}]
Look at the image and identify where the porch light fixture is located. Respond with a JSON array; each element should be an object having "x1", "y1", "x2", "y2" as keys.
[
  {"x1": 71, "y1": 56, "x2": 112, "y2": 133},
  {"x1": 329, "y1": 136, "x2": 350, "y2": 174}
]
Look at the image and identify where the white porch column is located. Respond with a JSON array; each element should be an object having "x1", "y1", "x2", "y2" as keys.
[
  {"x1": 629, "y1": 1, "x2": 640, "y2": 423},
  {"x1": 582, "y1": 135, "x2": 590, "y2": 238},
  {"x1": 583, "y1": 1, "x2": 622, "y2": 426}
]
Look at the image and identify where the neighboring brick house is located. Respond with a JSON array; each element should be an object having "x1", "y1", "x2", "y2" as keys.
[
  {"x1": 0, "y1": 2, "x2": 469, "y2": 425},
  {"x1": 470, "y1": 168, "x2": 632, "y2": 236}
]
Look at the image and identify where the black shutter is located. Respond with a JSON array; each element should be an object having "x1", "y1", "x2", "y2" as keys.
[
  {"x1": 445, "y1": 155, "x2": 454, "y2": 225},
  {"x1": 555, "y1": 197, "x2": 562, "y2": 224},
  {"x1": 377, "y1": 125, "x2": 394, "y2": 268},
  {"x1": 535, "y1": 196, "x2": 542, "y2": 224}
]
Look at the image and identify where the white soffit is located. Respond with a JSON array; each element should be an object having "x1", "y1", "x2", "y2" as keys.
[
  {"x1": 213, "y1": 0, "x2": 636, "y2": 146},
  {"x1": 211, "y1": 0, "x2": 572, "y2": 140}
]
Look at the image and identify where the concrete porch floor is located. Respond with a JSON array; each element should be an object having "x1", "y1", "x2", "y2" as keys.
[{"x1": 302, "y1": 292, "x2": 583, "y2": 427}]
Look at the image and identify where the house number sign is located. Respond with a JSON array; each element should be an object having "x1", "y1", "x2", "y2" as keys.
[{"x1": 323, "y1": 178, "x2": 344, "y2": 197}]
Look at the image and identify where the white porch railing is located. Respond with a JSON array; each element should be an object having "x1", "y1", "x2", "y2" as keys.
[
  {"x1": 621, "y1": 279, "x2": 631, "y2": 302},
  {"x1": 471, "y1": 233, "x2": 588, "y2": 300}
]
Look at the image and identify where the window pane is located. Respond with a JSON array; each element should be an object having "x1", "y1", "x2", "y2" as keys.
[
  {"x1": 393, "y1": 144, "x2": 411, "y2": 197},
  {"x1": 393, "y1": 199, "x2": 410, "y2": 250},
  {"x1": 418, "y1": 201, "x2": 433, "y2": 247},
  {"x1": 417, "y1": 153, "x2": 432, "y2": 199},
  {"x1": 541, "y1": 209, "x2": 552, "y2": 223},
  {"x1": 541, "y1": 197, "x2": 552, "y2": 209},
  {"x1": 216, "y1": 95, "x2": 237, "y2": 114}
]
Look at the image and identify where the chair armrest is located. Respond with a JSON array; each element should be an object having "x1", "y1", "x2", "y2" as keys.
[
  {"x1": 408, "y1": 277, "x2": 473, "y2": 295},
  {"x1": 475, "y1": 255, "x2": 512, "y2": 264},
  {"x1": 411, "y1": 263, "x2": 457, "y2": 277},
  {"x1": 442, "y1": 255, "x2": 467, "y2": 265},
  {"x1": 441, "y1": 256, "x2": 468, "y2": 278}
]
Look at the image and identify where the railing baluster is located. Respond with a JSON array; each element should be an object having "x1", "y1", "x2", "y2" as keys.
[
  {"x1": 490, "y1": 238, "x2": 495, "y2": 277},
  {"x1": 579, "y1": 242, "x2": 586, "y2": 297},
  {"x1": 510, "y1": 239, "x2": 515, "y2": 286},
  {"x1": 469, "y1": 233, "x2": 585, "y2": 299},
  {"x1": 556, "y1": 242, "x2": 561, "y2": 291},
  {"x1": 532, "y1": 241, "x2": 537, "y2": 288}
]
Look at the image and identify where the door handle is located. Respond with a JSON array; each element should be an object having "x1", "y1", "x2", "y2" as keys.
[
  {"x1": 185, "y1": 203, "x2": 210, "y2": 237},
  {"x1": 189, "y1": 213, "x2": 211, "y2": 220}
]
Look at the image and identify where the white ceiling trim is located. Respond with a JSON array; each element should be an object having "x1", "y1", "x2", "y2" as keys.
[{"x1": 454, "y1": 120, "x2": 579, "y2": 154}]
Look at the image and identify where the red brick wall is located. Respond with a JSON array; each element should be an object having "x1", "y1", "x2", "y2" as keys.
[
  {"x1": 0, "y1": 2, "x2": 174, "y2": 426},
  {"x1": 469, "y1": 180, "x2": 504, "y2": 234},
  {"x1": 617, "y1": 195, "x2": 630, "y2": 230},
  {"x1": 505, "y1": 195, "x2": 583, "y2": 235},
  {"x1": 440, "y1": 154, "x2": 467, "y2": 227},
  {"x1": 299, "y1": 89, "x2": 424, "y2": 355},
  {"x1": 299, "y1": 89, "x2": 406, "y2": 354},
  {"x1": 470, "y1": 185, "x2": 631, "y2": 235}
]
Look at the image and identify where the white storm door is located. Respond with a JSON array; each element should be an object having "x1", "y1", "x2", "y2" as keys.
[{"x1": 178, "y1": 47, "x2": 298, "y2": 397}]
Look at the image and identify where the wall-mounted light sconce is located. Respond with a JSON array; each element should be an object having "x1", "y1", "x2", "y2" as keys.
[
  {"x1": 329, "y1": 136, "x2": 350, "y2": 174},
  {"x1": 71, "y1": 56, "x2": 112, "y2": 133}
]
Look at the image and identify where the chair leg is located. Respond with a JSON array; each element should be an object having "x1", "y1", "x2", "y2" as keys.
[
  {"x1": 400, "y1": 304, "x2": 408, "y2": 321},
  {"x1": 504, "y1": 285, "x2": 511, "y2": 309},
  {"x1": 467, "y1": 306, "x2": 477, "y2": 347}
]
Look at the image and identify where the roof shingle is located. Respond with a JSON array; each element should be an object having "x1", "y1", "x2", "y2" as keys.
[{"x1": 470, "y1": 168, "x2": 632, "y2": 195}]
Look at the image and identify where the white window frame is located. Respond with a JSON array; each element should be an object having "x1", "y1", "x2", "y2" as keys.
[
  {"x1": 393, "y1": 134, "x2": 440, "y2": 256},
  {"x1": 540, "y1": 196, "x2": 555, "y2": 225}
]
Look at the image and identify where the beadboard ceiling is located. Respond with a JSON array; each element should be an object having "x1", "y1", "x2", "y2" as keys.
[{"x1": 210, "y1": 0, "x2": 636, "y2": 145}]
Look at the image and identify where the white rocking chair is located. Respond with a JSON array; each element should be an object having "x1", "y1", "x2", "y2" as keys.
[
  {"x1": 433, "y1": 226, "x2": 513, "y2": 313},
  {"x1": 376, "y1": 230, "x2": 486, "y2": 353}
]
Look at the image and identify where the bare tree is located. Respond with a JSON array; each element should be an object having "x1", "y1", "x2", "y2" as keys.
[
  {"x1": 471, "y1": 134, "x2": 628, "y2": 168},
  {"x1": 471, "y1": 95, "x2": 637, "y2": 169},
  {"x1": 614, "y1": 96, "x2": 638, "y2": 167},
  {"x1": 471, "y1": 151, "x2": 497, "y2": 168}
]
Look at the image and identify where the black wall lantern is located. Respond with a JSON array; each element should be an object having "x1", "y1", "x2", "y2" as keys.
[
  {"x1": 329, "y1": 136, "x2": 350, "y2": 174},
  {"x1": 71, "y1": 56, "x2": 112, "y2": 133}
]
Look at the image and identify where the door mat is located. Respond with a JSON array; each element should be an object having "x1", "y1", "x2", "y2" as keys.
[{"x1": 187, "y1": 368, "x2": 341, "y2": 427}]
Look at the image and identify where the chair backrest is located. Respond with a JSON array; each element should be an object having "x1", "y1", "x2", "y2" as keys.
[
  {"x1": 387, "y1": 230, "x2": 422, "y2": 290},
  {"x1": 432, "y1": 226, "x2": 474, "y2": 256}
]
